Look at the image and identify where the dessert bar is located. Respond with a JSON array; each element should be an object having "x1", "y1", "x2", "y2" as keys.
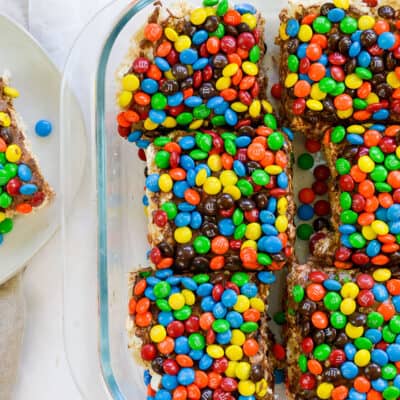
[
  {"x1": 0, "y1": 76, "x2": 53, "y2": 218},
  {"x1": 116, "y1": 1, "x2": 267, "y2": 144},
  {"x1": 127, "y1": 268, "x2": 276, "y2": 400},
  {"x1": 278, "y1": 2, "x2": 400, "y2": 138},
  {"x1": 312, "y1": 123, "x2": 400, "y2": 269},
  {"x1": 287, "y1": 263, "x2": 400, "y2": 400},
  {"x1": 145, "y1": 117, "x2": 295, "y2": 272}
]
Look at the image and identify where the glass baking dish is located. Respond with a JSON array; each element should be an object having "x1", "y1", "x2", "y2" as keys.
[{"x1": 60, "y1": 0, "x2": 319, "y2": 398}]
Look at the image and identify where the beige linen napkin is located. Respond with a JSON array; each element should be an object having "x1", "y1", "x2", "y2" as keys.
[{"x1": 0, "y1": 274, "x2": 24, "y2": 400}]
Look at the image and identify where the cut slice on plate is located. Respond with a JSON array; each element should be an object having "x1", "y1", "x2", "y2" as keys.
[
  {"x1": 0, "y1": 75, "x2": 54, "y2": 220},
  {"x1": 127, "y1": 268, "x2": 275, "y2": 400},
  {"x1": 286, "y1": 262, "x2": 400, "y2": 400},
  {"x1": 144, "y1": 116, "x2": 295, "y2": 273},
  {"x1": 277, "y1": 1, "x2": 400, "y2": 138}
]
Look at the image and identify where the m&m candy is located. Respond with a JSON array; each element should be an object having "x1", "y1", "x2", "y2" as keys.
[{"x1": 35, "y1": 120, "x2": 52, "y2": 137}]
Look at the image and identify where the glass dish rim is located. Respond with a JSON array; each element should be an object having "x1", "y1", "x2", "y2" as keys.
[{"x1": 96, "y1": 0, "x2": 155, "y2": 398}]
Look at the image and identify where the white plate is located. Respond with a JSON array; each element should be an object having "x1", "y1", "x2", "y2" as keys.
[{"x1": 0, "y1": 14, "x2": 85, "y2": 284}]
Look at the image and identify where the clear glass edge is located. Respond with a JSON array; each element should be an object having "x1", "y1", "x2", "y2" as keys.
[
  {"x1": 60, "y1": 0, "x2": 289, "y2": 398},
  {"x1": 60, "y1": 0, "x2": 154, "y2": 398},
  {"x1": 96, "y1": 0, "x2": 155, "y2": 398}
]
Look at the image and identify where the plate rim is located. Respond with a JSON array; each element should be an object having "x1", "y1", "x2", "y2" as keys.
[{"x1": 0, "y1": 12, "x2": 63, "y2": 284}]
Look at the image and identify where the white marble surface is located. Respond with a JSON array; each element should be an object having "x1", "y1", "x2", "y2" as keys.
[{"x1": 4, "y1": 0, "x2": 108, "y2": 398}]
